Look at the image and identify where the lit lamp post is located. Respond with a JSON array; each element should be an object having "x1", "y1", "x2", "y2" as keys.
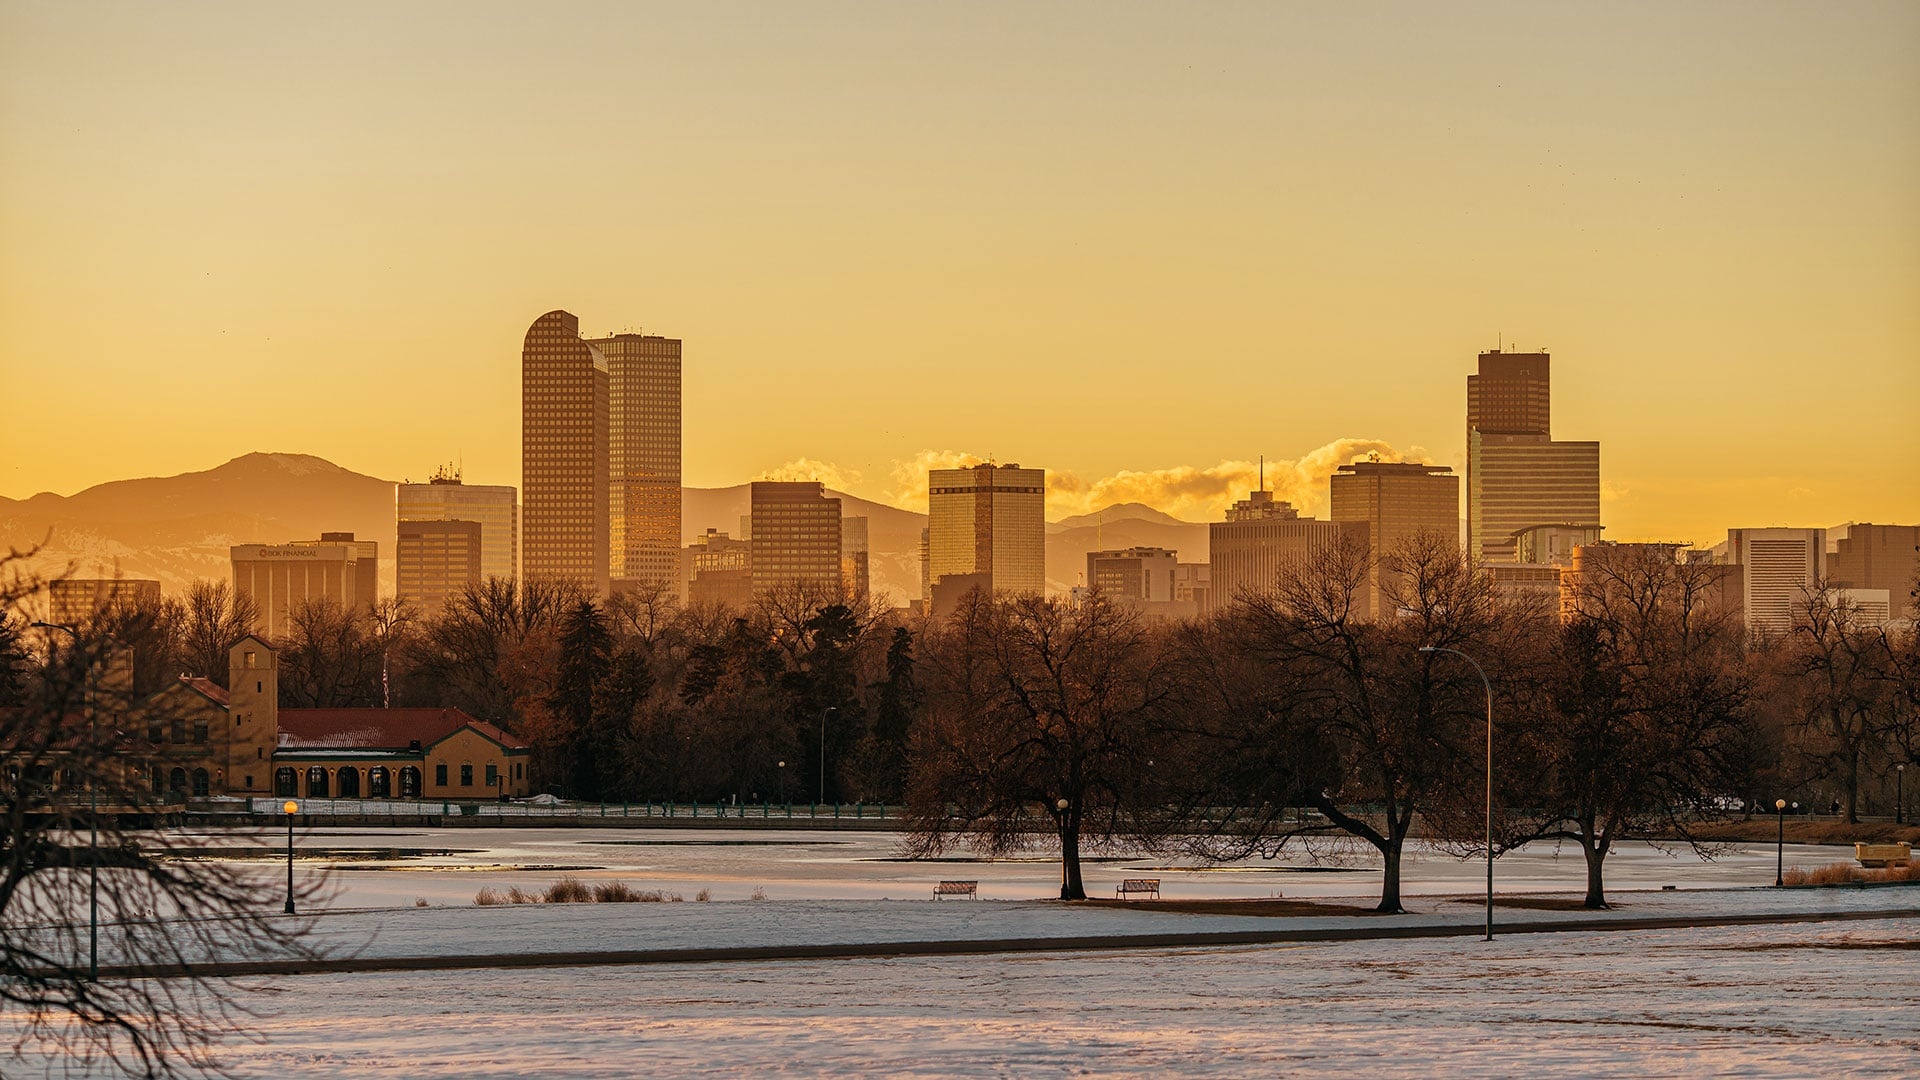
[
  {"x1": 1420, "y1": 645, "x2": 1494, "y2": 942},
  {"x1": 282, "y1": 800, "x2": 300, "y2": 914},
  {"x1": 777, "y1": 761, "x2": 787, "y2": 806},
  {"x1": 1774, "y1": 798, "x2": 1787, "y2": 887},
  {"x1": 818, "y1": 706, "x2": 838, "y2": 805},
  {"x1": 33, "y1": 621, "x2": 97, "y2": 981}
]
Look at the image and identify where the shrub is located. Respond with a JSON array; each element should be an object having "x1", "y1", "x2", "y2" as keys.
[
  {"x1": 545, "y1": 877, "x2": 594, "y2": 903},
  {"x1": 695, "y1": 888, "x2": 711, "y2": 902},
  {"x1": 750, "y1": 887, "x2": 767, "y2": 901},
  {"x1": 415, "y1": 897, "x2": 430, "y2": 908},
  {"x1": 475, "y1": 887, "x2": 504, "y2": 906},
  {"x1": 505, "y1": 885, "x2": 540, "y2": 904},
  {"x1": 592, "y1": 881, "x2": 640, "y2": 903}
]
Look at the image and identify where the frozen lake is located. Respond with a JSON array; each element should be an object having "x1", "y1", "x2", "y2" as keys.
[
  {"x1": 42, "y1": 915, "x2": 1920, "y2": 1078},
  {"x1": 156, "y1": 824, "x2": 1855, "y2": 909}
]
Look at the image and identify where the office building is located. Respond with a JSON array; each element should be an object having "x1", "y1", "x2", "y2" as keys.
[
  {"x1": 585, "y1": 332, "x2": 682, "y2": 593},
  {"x1": 232, "y1": 532, "x2": 377, "y2": 638},
  {"x1": 749, "y1": 482, "x2": 843, "y2": 594},
  {"x1": 1209, "y1": 488, "x2": 1367, "y2": 608},
  {"x1": 46, "y1": 578, "x2": 161, "y2": 626},
  {"x1": 1174, "y1": 562, "x2": 1211, "y2": 612},
  {"x1": 926, "y1": 464, "x2": 1046, "y2": 609},
  {"x1": 1465, "y1": 350, "x2": 1601, "y2": 564},
  {"x1": 396, "y1": 519, "x2": 483, "y2": 614},
  {"x1": 396, "y1": 468, "x2": 518, "y2": 584},
  {"x1": 1329, "y1": 460, "x2": 1459, "y2": 619},
  {"x1": 684, "y1": 529, "x2": 754, "y2": 608},
  {"x1": 1719, "y1": 527, "x2": 1827, "y2": 634},
  {"x1": 841, "y1": 516, "x2": 870, "y2": 602},
  {"x1": 521, "y1": 310, "x2": 610, "y2": 594},
  {"x1": 1829, "y1": 524, "x2": 1920, "y2": 619},
  {"x1": 1087, "y1": 547, "x2": 1178, "y2": 602}
]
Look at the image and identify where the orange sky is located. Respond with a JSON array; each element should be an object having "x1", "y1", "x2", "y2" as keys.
[{"x1": 2, "y1": 3, "x2": 1916, "y2": 545}]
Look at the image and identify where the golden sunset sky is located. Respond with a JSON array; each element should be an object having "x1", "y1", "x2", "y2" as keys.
[{"x1": 2, "y1": 2, "x2": 1916, "y2": 542}]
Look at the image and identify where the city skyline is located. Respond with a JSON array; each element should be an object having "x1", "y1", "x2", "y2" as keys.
[{"x1": 2, "y1": 5, "x2": 1916, "y2": 545}]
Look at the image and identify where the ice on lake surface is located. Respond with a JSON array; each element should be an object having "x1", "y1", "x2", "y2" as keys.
[
  {"x1": 154, "y1": 824, "x2": 1858, "y2": 908},
  {"x1": 62, "y1": 917, "x2": 1920, "y2": 1078}
]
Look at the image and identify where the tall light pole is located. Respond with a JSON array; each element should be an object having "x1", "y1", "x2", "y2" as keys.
[
  {"x1": 283, "y1": 800, "x2": 300, "y2": 914},
  {"x1": 33, "y1": 621, "x2": 96, "y2": 981},
  {"x1": 1420, "y1": 645, "x2": 1494, "y2": 942},
  {"x1": 1774, "y1": 798, "x2": 1787, "y2": 886},
  {"x1": 1897, "y1": 764, "x2": 1906, "y2": 826},
  {"x1": 818, "y1": 706, "x2": 837, "y2": 804}
]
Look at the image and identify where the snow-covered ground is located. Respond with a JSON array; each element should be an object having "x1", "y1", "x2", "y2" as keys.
[
  {"x1": 36, "y1": 915, "x2": 1920, "y2": 1077},
  {"x1": 156, "y1": 824, "x2": 1858, "y2": 908}
]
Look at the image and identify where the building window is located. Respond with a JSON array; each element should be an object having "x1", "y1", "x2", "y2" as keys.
[
  {"x1": 435, "y1": 764, "x2": 448, "y2": 786},
  {"x1": 485, "y1": 764, "x2": 498, "y2": 787},
  {"x1": 244, "y1": 774, "x2": 253, "y2": 789},
  {"x1": 514, "y1": 762, "x2": 523, "y2": 779},
  {"x1": 191, "y1": 769, "x2": 210, "y2": 797},
  {"x1": 192, "y1": 722, "x2": 208, "y2": 745},
  {"x1": 307, "y1": 766, "x2": 329, "y2": 798},
  {"x1": 460, "y1": 764, "x2": 473, "y2": 786},
  {"x1": 275, "y1": 768, "x2": 297, "y2": 796},
  {"x1": 400, "y1": 766, "x2": 421, "y2": 798},
  {"x1": 148, "y1": 721, "x2": 163, "y2": 744}
]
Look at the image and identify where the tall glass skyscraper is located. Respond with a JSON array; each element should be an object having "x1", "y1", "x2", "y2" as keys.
[
  {"x1": 521, "y1": 311, "x2": 609, "y2": 594},
  {"x1": 1465, "y1": 349, "x2": 1600, "y2": 565},
  {"x1": 587, "y1": 332, "x2": 682, "y2": 593},
  {"x1": 926, "y1": 463, "x2": 1046, "y2": 605}
]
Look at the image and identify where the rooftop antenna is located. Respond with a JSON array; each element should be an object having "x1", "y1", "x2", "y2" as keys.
[{"x1": 1259, "y1": 455, "x2": 1266, "y2": 493}]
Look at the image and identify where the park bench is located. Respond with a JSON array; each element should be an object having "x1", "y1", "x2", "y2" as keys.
[
  {"x1": 1854, "y1": 842, "x2": 1912, "y2": 868},
  {"x1": 934, "y1": 879, "x2": 978, "y2": 899},
  {"x1": 1116, "y1": 878, "x2": 1161, "y2": 900}
]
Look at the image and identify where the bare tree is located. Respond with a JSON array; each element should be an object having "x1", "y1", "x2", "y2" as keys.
[
  {"x1": 906, "y1": 592, "x2": 1183, "y2": 900},
  {"x1": 1216, "y1": 532, "x2": 1497, "y2": 913},
  {"x1": 1783, "y1": 584, "x2": 1896, "y2": 823},
  {"x1": 175, "y1": 582, "x2": 257, "y2": 688},
  {"x1": 2, "y1": 560, "x2": 328, "y2": 1077},
  {"x1": 1503, "y1": 546, "x2": 1754, "y2": 907}
]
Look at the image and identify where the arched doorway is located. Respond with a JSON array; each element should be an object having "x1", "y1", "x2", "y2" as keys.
[
  {"x1": 168, "y1": 767, "x2": 188, "y2": 795},
  {"x1": 336, "y1": 767, "x2": 360, "y2": 798},
  {"x1": 368, "y1": 767, "x2": 390, "y2": 798},
  {"x1": 274, "y1": 767, "x2": 297, "y2": 796},
  {"x1": 398, "y1": 766, "x2": 421, "y2": 798},
  {"x1": 306, "y1": 766, "x2": 329, "y2": 799},
  {"x1": 191, "y1": 769, "x2": 210, "y2": 797}
]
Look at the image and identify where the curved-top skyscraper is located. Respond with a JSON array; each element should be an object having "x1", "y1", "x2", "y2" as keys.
[{"x1": 521, "y1": 310, "x2": 610, "y2": 594}]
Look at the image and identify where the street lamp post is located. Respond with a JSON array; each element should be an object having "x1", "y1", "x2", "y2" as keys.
[
  {"x1": 777, "y1": 761, "x2": 787, "y2": 806},
  {"x1": 1420, "y1": 646, "x2": 1494, "y2": 942},
  {"x1": 1898, "y1": 764, "x2": 1906, "y2": 826},
  {"x1": 283, "y1": 800, "x2": 300, "y2": 914},
  {"x1": 818, "y1": 707, "x2": 837, "y2": 804},
  {"x1": 1774, "y1": 798, "x2": 1787, "y2": 886},
  {"x1": 33, "y1": 621, "x2": 96, "y2": 981}
]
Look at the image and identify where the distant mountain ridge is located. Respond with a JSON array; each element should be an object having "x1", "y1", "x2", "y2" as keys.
[{"x1": 2, "y1": 455, "x2": 1216, "y2": 607}]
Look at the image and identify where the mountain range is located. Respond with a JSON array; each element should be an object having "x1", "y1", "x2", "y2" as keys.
[{"x1": 0, "y1": 455, "x2": 1214, "y2": 606}]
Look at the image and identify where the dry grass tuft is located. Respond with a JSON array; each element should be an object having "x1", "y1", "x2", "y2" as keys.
[
  {"x1": 505, "y1": 885, "x2": 540, "y2": 904},
  {"x1": 750, "y1": 886, "x2": 768, "y2": 901},
  {"x1": 1783, "y1": 861, "x2": 1920, "y2": 886},
  {"x1": 474, "y1": 887, "x2": 504, "y2": 906},
  {"x1": 545, "y1": 877, "x2": 594, "y2": 903},
  {"x1": 695, "y1": 888, "x2": 711, "y2": 902}
]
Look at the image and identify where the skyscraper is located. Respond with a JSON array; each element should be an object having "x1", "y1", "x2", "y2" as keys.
[
  {"x1": 1465, "y1": 349, "x2": 1601, "y2": 564},
  {"x1": 841, "y1": 516, "x2": 870, "y2": 602},
  {"x1": 585, "y1": 331, "x2": 682, "y2": 593},
  {"x1": 521, "y1": 310, "x2": 609, "y2": 594},
  {"x1": 1208, "y1": 489, "x2": 1366, "y2": 608},
  {"x1": 749, "y1": 481, "x2": 843, "y2": 594},
  {"x1": 925, "y1": 463, "x2": 1046, "y2": 610},
  {"x1": 1329, "y1": 460, "x2": 1459, "y2": 619},
  {"x1": 396, "y1": 468, "x2": 518, "y2": 584},
  {"x1": 396, "y1": 519, "x2": 482, "y2": 614}
]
